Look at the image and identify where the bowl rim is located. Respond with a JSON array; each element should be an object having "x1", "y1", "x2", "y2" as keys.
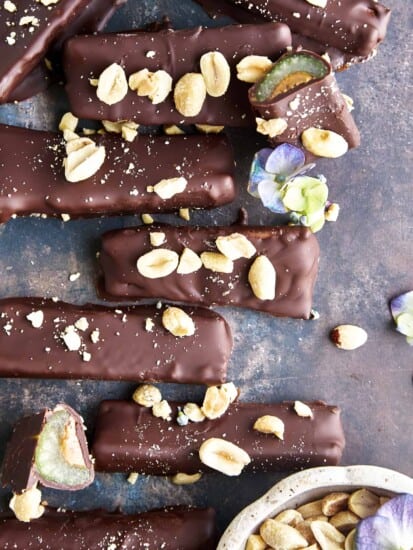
[{"x1": 217, "y1": 465, "x2": 413, "y2": 550}]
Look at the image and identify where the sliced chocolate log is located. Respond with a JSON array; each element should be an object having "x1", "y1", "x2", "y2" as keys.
[
  {"x1": 63, "y1": 23, "x2": 292, "y2": 126},
  {"x1": 0, "y1": 124, "x2": 235, "y2": 223},
  {"x1": 0, "y1": 0, "x2": 95, "y2": 103},
  {"x1": 1, "y1": 404, "x2": 94, "y2": 494},
  {"x1": 0, "y1": 298, "x2": 232, "y2": 384},
  {"x1": 99, "y1": 224, "x2": 320, "y2": 319},
  {"x1": 92, "y1": 400, "x2": 345, "y2": 474},
  {"x1": 194, "y1": 0, "x2": 391, "y2": 69},
  {"x1": 7, "y1": 0, "x2": 127, "y2": 103},
  {"x1": 249, "y1": 50, "x2": 360, "y2": 153},
  {"x1": 0, "y1": 508, "x2": 217, "y2": 549}
]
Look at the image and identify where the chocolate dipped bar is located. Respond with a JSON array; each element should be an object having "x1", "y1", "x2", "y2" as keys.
[
  {"x1": 0, "y1": 508, "x2": 217, "y2": 549},
  {"x1": 92, "y1": 400, "x2": 345, "y2": 475},
  {"x1": 249, "y1": 50, "x2": 360, "y2": 153},
  {"x1": 1, "y1": 404, "x2": 94, "y2": 494},
  {"x1": 7, "y1": 0, "x2": 126, "y2": 103},
  {"x1": 63, "y1": 23, "x2": 292, "y2": 126},
  {"x1": 0, "y1": 298, "x2": 232, "y2": 385},
  {"x1": 99, "y1": 224, "x2": 320, "y2": 319},
  {"x1": 0, "y1": 0, "x2": 94, "y2": 103},
  {"x1": 194, "y1": 0, "x2": 391, "y2": 69},
  {"x1": 0, "y1": 124, "x2": 235, "y2": 222}
]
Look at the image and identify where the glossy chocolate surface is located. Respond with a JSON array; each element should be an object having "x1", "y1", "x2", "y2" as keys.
[
  {"x1": 0, "y1": 124, "x2": 235, "y2": 222},
  {"x1": 0, "y1": 298, "x2": 232, "y2": 384},
  {"x1": 194, "y1": 0, "x2": 391, "y2": 69},
  {"x1": 64, "y1": 23, "x2": 292, "y2": 126},
  {"x1": 93, "y1": 400, "x2": 345, "y2": 474},
  {"x1": 0, "y1": 0, "x2": 91, "y2": 103},
  {"x1": 7, "y1": 0, "x2": 126, "y2": 103},
  {"x1": 250, "y1": 51, "x2": 360, "y2": 150},
  {"x1": 1, "y1": 404, "x2": 94, "y2": 493},
  {"x1": 0, "y1": 507, "x2": 217, "y2": 549},
  {"x1": 100, "y1": 224, "x2": 320, "y2": 319}
]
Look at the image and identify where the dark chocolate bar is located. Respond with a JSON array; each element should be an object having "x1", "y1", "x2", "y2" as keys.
[
  {"x1": 92, "y1": 400, "x2": 345, "y2": 474},
  {"x1": 63, "y1": 23, "x2": 292, "y2": 126},
  {"x1": 0, "y1": 298, "x2": 232, "y2": 384},
  {"x1": 0, "y1": 124, "x2": 235, "y2": 223},
  {"x1": 2, "y1": 404, "x2": 94, "y2": 493},
  {"x1": 7, "y1": 0, "x2": 126, "y2": 103},
  {"x1": 194, "y1": 0, "x2": 391, "y2": 69},
  {"x1": 0, "y1": 0, "x2": 92, "y2": 103},
  {"x1": 0, "y1": 508, "x2": 217, "y2": 549},
  {"x1": 249, "y1": 50, "x2": 360, "y2": 151},
  {"x1": 99, "y1": 224, "x2": 320, "y2": 319}
]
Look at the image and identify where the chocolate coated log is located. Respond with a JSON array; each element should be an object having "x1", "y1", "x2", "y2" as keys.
[
  {"x1": 249, "y1": 51, "x2": 360, "y2": 151},
  {"x1": 0, "y1": 125, "x2": 235, "y2": 222},
  {"x1": 194, "y1": 0, "x2": 390, "y2": 69},
  {"x1": 64, "y1": 23, "x2": 291, "y2": 126},
  {"x1": 0, "y1": 298, "x2": 232, "y2": 384},
  {"x1": 2, "y1": 404, "x2": 94, "y2": 493},
  {"x1": 0, "y1": 0, "x2": 92, "y2": 103},
  {"x1": 93, "y1": 400, "x2": 345, "y2": 474},
  {"x1": 0, "y1": 508, "x2": 217, "y2": 549},
  {"x1": 100, "y1": 224, "x2": 319, "y2": 319}
]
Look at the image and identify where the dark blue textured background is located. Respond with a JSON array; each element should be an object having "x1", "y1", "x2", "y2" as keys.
[{"x1": 0, "y1": 0, "x2": 411, "y2": 536}]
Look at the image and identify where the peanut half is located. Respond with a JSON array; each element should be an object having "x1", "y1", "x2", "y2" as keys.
[
  {"x1": 199, "y1": 438, "x2": 251, "y2": 476},
  {"x1": 174, "y1": 73, "x2": 207, "y2": 117},
  {"x1": 200, "y1": 51, "x2": 231, "y2": 97}
]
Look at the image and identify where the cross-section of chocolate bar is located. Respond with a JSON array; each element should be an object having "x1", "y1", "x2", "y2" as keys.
[
  {"x1": 1, "y1": 404, "x2": 94, "y2": 494},
  {"x1": 194, "y1": 0, "x2": 391, "y2": 69},
  {"x1": 63, "y1": 23, "x2": 292, "y2": 126},
  {"x1": 92, "y1": 400, "x2": 345, "y2": 475},
  {"x1": 0, "y1": 124, "x2": 235, "y2": 223},
  {"x1": 0, "y1": 508, "x2": 217, "y2": 549},
  {"x1": 249, "y1": 50, "x2": 360, "y2": 154},
  {"x1": 0, "y1": 0, "x2": 94, "y2": 103},
  {"x1": 0, "y1": 298, "x2": 232, "y2": 385},
  {"x1": 99, "y1": 224, "x2": 320, "y2": 319},
  {"x1": 7, "y1": 0, "x2": 126, "y2": 103}
]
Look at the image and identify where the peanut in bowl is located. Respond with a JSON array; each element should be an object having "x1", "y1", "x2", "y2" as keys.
[{"x1": 217, "y1": 465, "x2": 413, "y2": 550}]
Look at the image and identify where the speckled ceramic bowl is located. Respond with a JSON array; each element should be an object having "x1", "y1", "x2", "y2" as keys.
[{"x1": 217, "y1": 465, "x2": 413, "y2": 550}]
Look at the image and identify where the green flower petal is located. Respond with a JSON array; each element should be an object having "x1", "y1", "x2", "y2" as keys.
[
  {"x1": 310, "y1": 216, "x2": 326, "y2": 233},
  {"x1": 396, "y1": 312, "x2": 413, "y2": 337},
  {"x1": 283, "y1": 186, "x2": 307, "y2": 212}
]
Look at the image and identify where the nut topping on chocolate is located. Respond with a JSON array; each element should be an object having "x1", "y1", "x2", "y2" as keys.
[
  {"x1": 254, "y1": 415, "x2": 285, "y2": 440},
  {"x1": 149, "y1": 176, "x2": 188, "y2": 199},
  {"x1": 302, "y1": 128, "x2": 349, "y2": 158},
  {"x1": 9, "y1": 486, "x2": 45, "y2": 523},
  {"x1": 199, "y1": 438, "x2": 251, "y2": 476},
  {"x1": 174, "y1": 73, "x2": 207, "y2": 117},
  {"x1": 248, "y1": 255, "x2": 276, "y2": 300},
  {"x1": 200, "y1": 51, "x2": 231, "y2": 98},
  {"x1": 256, "y1": 117, "x2": 288, "y2": 138},
  {"x1": 200, "y1": 251, "x2": 234, "y2": 274},
  {"x1": 162, "y1": 306, "x2": 195, "y2": 337},
  {"x1": 137, "y1": 249, "x2": 179, "y2": 279},
  {"x1": 236, "y1": 55, "x2": 273, "y2": 83},
  {"x1": 128, "y1": 68, "x2": 173, "y2": 104},
  {"x1": 216, "y1": 233, "x2": 256, "y2": 260},
  {"x1": 96, "y1": 63, "x2": 128, "y2": 105},
  {"x1": 177, "y1": 247, "x2": 203, "y2": 274}
]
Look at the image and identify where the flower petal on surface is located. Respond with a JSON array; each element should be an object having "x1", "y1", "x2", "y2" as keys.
[
  {"x1": 395, "y1": 313, "x2": 413, "y2": 337},
  {"x1": 282, "y1": 184, "x2": 307, "y2": 212},
  {"x1": 390, "y1": 291, "x2": 413, "y2": 321},
  {"x1": 264, "y1": 143, "x2": 305, "y2": 176},
  {"x1": 257, "y1": 179, "x2": 286, "y2": 213},
  {"x1": 356, "y1": 494, "x2": 413, "y2": 550},
  {"x1": 248, "y1": 148, "x2": 274, "y2": 197}
]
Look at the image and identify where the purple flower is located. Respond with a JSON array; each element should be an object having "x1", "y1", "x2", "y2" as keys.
[
  {"x1": 248, "y1": 144, "x2": 313, "y2": 213},
  {"x1": 356, "y1": 493, "x2": 413, "y2": 549}
]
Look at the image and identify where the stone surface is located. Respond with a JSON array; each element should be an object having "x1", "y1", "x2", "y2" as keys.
[{"x1": 0, "y1": 0, "x2": 411, "y2": 536}]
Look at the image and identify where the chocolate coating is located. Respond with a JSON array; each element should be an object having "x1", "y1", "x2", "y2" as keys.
[
  {"x1": 1, "y1": 404, "x2": 94, "y2": 493},
  {"x1": 0, "y1": 507, "x2": 217, "y2": 549},
  {"x1": 194, "y1": 0, "x2": 391, "y2": 69},
  {"x1": 0, "y1": 298, "x2": 232, "y2": 384},
  {"x1": 250, "y1": 51, "x2": 360, "y2": 150},
  {"x1": 92, "y1": 400, "x2": 345, "y2": 474},
  {"x1": 0, "y1": 124, "x2": 235, "y2": 222},
  {"x1": 64, "y1": 23, "x2": 292, "y2": 126},
  {"x1": 6, "y1": 0, "x2": 126, "y2": 103},
  {"x1": 99, "y1": 224, "x2": 320, "y2": 319},
  {"x1": 0, "y1": 0, "x2": 92, "y2": 103}
]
